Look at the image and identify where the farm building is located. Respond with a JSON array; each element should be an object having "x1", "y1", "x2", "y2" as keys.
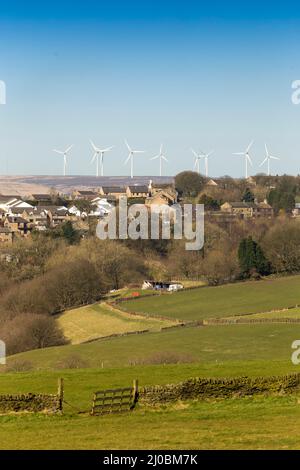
[{"x1": 142, "y1": 280, "x2": 183, "y2": 291}]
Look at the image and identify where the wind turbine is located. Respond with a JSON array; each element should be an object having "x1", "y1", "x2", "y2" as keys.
[
  {"x1": 150, "y1": 144, "x2": 168, "y2": 176},
  {"x1": 90, "y1": 140, "x2": 114, "y2": 177},
  {"x1": 233, "y1": 141, "x2": 254, "y2": 179},
  {"x1": 124, "y1": 140, "x2": 145, "y2": 178},
  {"x1": 259, "y1": 144, "x2": 280, "y2": 176},
  {"x1": 52, "y1": 145, "x2": 73, "y2": 176},
  {"x1": 200, "y1": 149, "x2": 214, "y2": 177},
  {"x1": 191, "y1": 149, "x2": 202, "y2": 174}
]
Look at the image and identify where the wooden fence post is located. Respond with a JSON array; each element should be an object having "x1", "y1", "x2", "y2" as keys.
[
  {"x1": 133, "y1": 379, "x2": 139, "y2": 405},
  {"x1": 91, "y1": 393, "x2": 96, "y2": 416},
  {"x1": 58, "y1": 378, "x2": 64, "y2": 411}
]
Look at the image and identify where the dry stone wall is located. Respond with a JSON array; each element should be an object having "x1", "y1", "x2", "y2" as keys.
[
  {"x1": 0, "y1": 393, "x2": 61, "y2": 413},
  {"x1": 140, "y1": 374, "x2": 300, "y2": 405}
]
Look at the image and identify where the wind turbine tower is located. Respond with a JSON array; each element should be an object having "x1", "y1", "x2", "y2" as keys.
[
  {"x1": 124, "y1": 140, "x2": 145, "y2": 178},
  {"x1": 150, "y1": 144, "x2": 168, "y2": 176},
  {"x1": 259, "y1": 143, "x2": 280, "y2": 176},
  {"x1": 233, "y1": 141, "x2": 254, "y2": 179},
  {"x1": 200, "y1": 149, "x2": 214, "y2": 177},
  {"x1": 52, "y1": 145, "x2": 73, "y2": 176},
  {"x1": 191, "y1": 149, "x2": 202, "y2": 174},
  {"x1": 90, "y1": 140, "x2": 114, "y2": 177}
]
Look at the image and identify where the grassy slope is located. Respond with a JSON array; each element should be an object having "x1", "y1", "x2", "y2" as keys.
[
  {"x1": 57, "y1": 302, "x2": 175, "y2": 344},
  {"x1": 120, "y1": 275, "x2": 300, "y2": 321},
  {"x1": 2, "y1": 396, "x2": 300, "y2": 449},
  {"x1": 4, "y1": 276, "x2": 300, "y2": 449},
  {"x1": 8, "y1": 323, "x2": 300, "y2": 369},
  {"x1": 1, "y1": 367, "x2": 300, "y2": 449},
  {"x1": 228, "y1": 307, "x2": 300, "y2": 320}
]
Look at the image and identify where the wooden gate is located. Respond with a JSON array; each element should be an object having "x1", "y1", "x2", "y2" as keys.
[{"x1": 91, "y1": 380, "x2": 138, "y2": 415}]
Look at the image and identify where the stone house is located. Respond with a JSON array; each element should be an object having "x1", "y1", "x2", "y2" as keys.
[
  {"x1": 126, "y1": 185, "x2": 149, "y2": 198},
  {"x1": 0, "y1": 227, "x2": 14, "y2": 245}
]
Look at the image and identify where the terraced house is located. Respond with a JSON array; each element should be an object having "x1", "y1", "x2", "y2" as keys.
[
  {"x1": 4, "y1": 216, "x2": 29, "y2": 236},
  {"x1": 72, "y1": 190, "x2": 99, "y2": 200},
  {"x1": 99, "y1": 186, "x2": 126, "y2": 200},
  {"x1": 220, "y1": 201, "x2": 273, "y2": 218}
]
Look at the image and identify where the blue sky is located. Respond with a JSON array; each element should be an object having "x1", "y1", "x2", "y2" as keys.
[{"x1": 0, "y1": 0, "x2": 300, "y2": 177}]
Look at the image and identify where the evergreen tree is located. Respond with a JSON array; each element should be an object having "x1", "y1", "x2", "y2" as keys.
[
  {"x1": 238, "y1": 236, "x2": 271, "y2": 278},
  {"x1": 49, "y1": 221, "x2": 80, "y2": 245},
  {"x1": 198, "y1": 194, "x2": 220, "y2": 210},
  {"x1": 242, "y1": 188, "x2": 255, "y2": 203},
  {"x1": 255, "y1": 244, "x2": 271, "y2": 275}
]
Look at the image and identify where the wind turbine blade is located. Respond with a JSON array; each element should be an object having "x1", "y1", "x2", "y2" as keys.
[
  {"x1": 191, "y1": 148, "x2": 198, "y2": 158},
  {"x1": 91, "y1": 152, "x2": 97, "y2": 164},
  {"x1": 53, "y1": 149, "x2": 63, "y2": 154},
  {"x1": 260, "y1": 157, "x2": 268, "y2": 166},
  {"x1": 125, "y1": 140, "x2": 131, "y2": 152},
  {"x1": 233, "y1": 152, "x2": 244, "y2": 156},
  {"x1": 265, "y1": 143, "x2": 269, "y2": 156},
  {"x1": 65, "y1": 144, "x2": 73, "y2": 154},
  {"x1": 246, "y1": 141, "x2": 254, "y2": 153},
  {"x1": 102, "y1": 146, "x2": 114, "y2": 152},
  {"x1": 207, "y1": 150, "x2": 214, "y2": 157},
  {"x1": 124, "y1": 154, "x2": 131, "y2": 165},
  {"x1": 133, "y1": 150, "x2": 145, "y2": 154},
  {"x1": 150, "y1": 155, "x2": 159, "y2": 160},
  {"x1": 270, "y1": 156, "x2": 280, "y2": 160},
  {"x1": 247, "y1": 155, "x2": 253, "y2": 166},
  {"x1": 162, "y1": 156, "x2": 168, "y2": 162},
  {"x1": 90, "y1": 140, "x2": 97, "y2": 151}
]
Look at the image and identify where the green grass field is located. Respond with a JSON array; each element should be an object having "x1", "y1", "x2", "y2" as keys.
[
  {"x1": 8, "y1": 323, "x2": 300, "y2": 369},
  {"x1": 119, "y1": 275, "x2": 300, "y2": 321},
  {"x1": 1, "y1": 367, "x2": 300, "y2": 449},
  {"x1": 4, "y1": 274, "x2": 300, "y2": 449},
  {"x1": 226, "y1": 307, "x2": 300, "y2": 321},
  {"x1": 57, "y1": 302, "x2": 175, "y2": 344}
]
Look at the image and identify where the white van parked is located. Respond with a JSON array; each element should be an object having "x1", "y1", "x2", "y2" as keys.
[{"x1": 167, "y1": 283, "x2": 184, "y2": 292}]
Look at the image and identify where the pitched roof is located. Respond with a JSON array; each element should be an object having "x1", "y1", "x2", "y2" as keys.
[
  {"x1": 0, "y1": 196, "x2": 20, "y2": 204},
  {"x1": 76, "y1": 190, "x2": 98, "y2": 196},
  {"x1": 257, "y1": 202, "x2": 272, "y2": 209},
  {"x1": 10, "y1": 201, "x2": 34, "y2": 209},
  {"x1": 128, "y1": 185, "x2": 148, "y2": 193},
  {"x1": 25, "y1": 206, "x2": 67, "y2": 216},
  {"x1": 25, "y1": 208, "x2": 48, "y2": 216},
  {"x1": 6, "y1": 216, "x2": 28, "y2": 224},
  {"x1": 147, "y1": 190, "x2": 176, "y2": 202},
  {"x1": 206, "y1": 179, "x2": 218, "y2": 186},
  {"x1": 31, "y1": 194, "x2": 52, "y2": 200},
  {"x1": 223, "y1": 201, "x2": 273, "y2": 210},
  {"x1": 101, "y1": 186, "x2": 125, "y2": 193}
]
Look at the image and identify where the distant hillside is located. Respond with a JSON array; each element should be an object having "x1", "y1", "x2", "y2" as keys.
[{"x1": 0, "y1": 175, "x2": 174, "y2": 196}]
